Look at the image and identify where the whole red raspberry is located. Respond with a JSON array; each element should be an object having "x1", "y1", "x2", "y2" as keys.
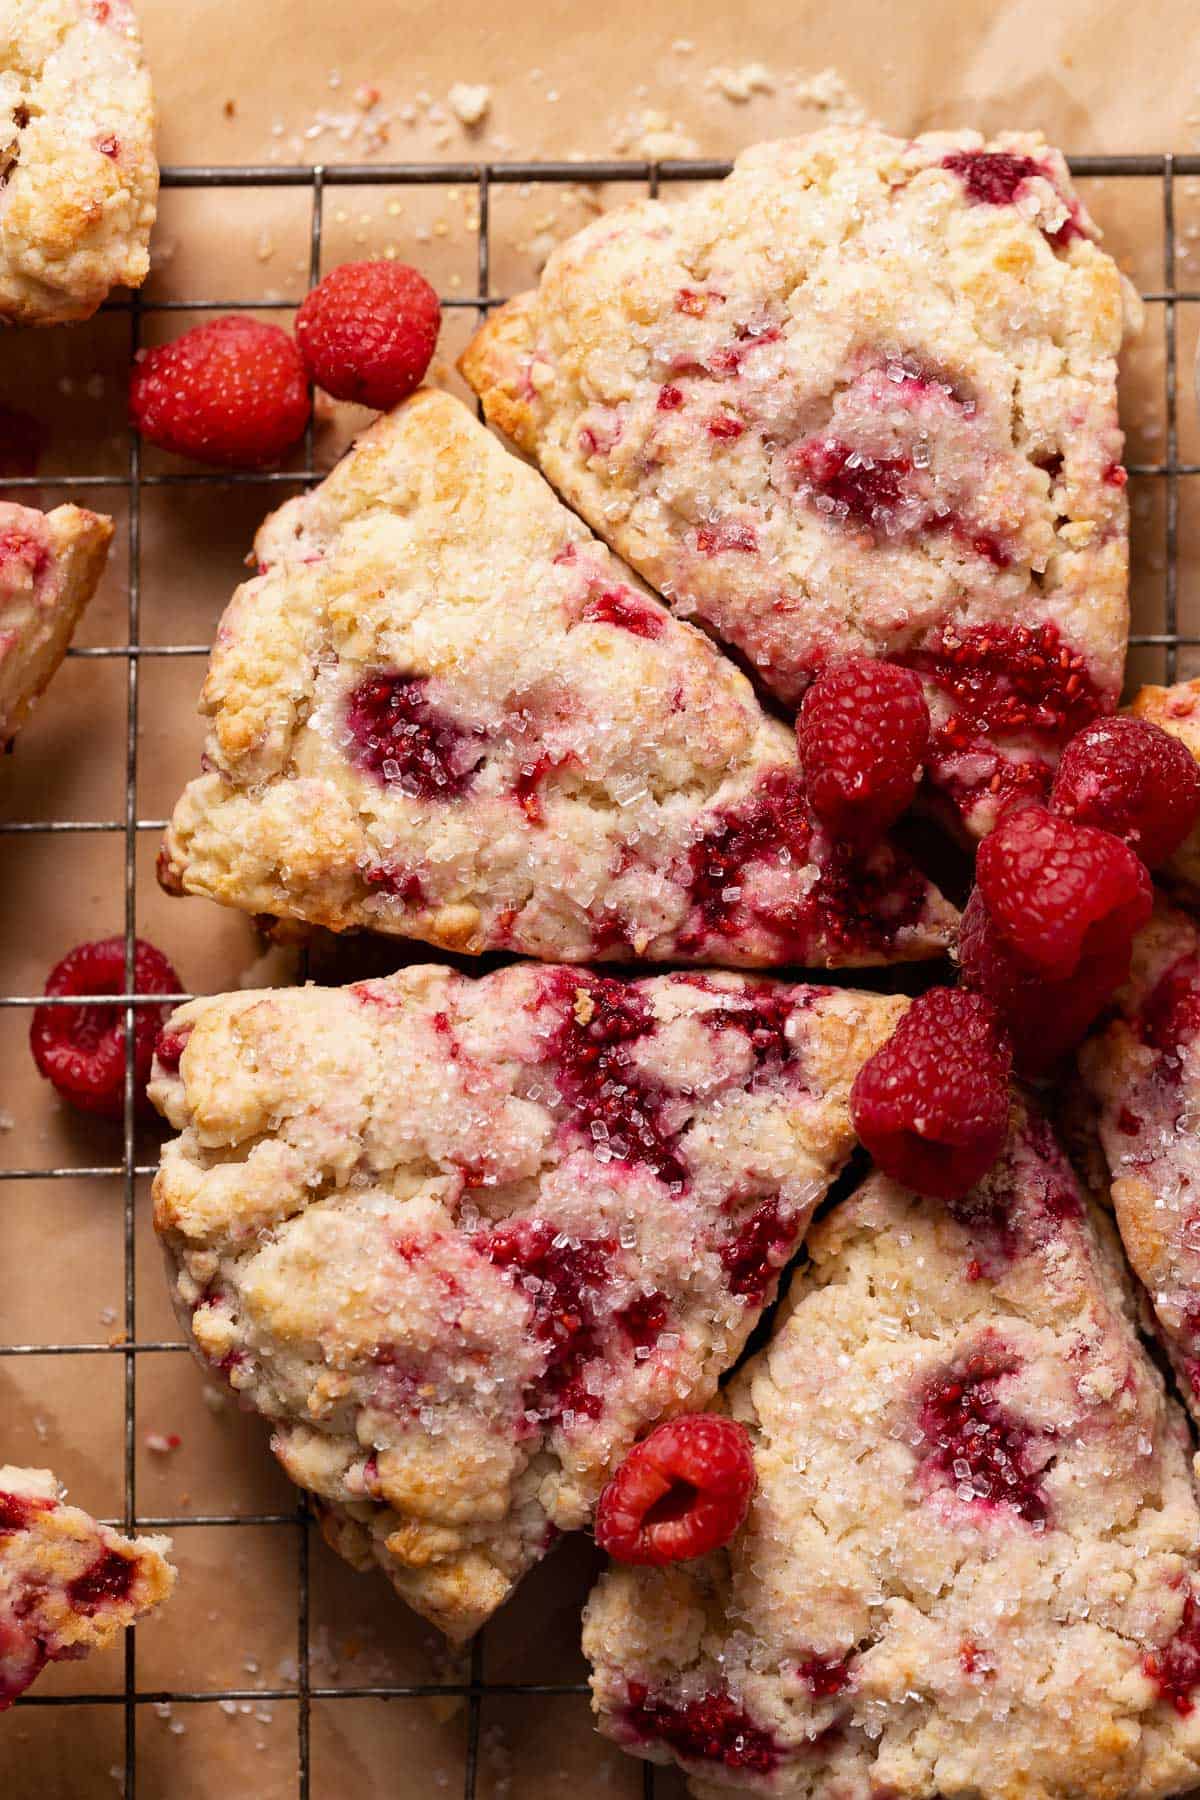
[
  {"x1": 129, "y1": 317, "x2": 310, "y2": 468},
  {"x1": 957, "y1": 888, "x2": 1130, "y2": 1076},
  {"x1": 797, "y1": 657, "x2": 930, "y2": 845},
  {"x1": 30, "y1": 938, "x2": 182, "y2": 1121},
  {"x1": 849, "y1": 988, "x2": 1011, "y2": 1200},
  {"x1": 295, "y1": 261, "x2": 441, "y2": 410},
  {"x1": 595, "y1": 1415, "x2": 755, "y2": 1565},
  {"x1": 976, "y1": 803, "x2": 1152, "y2": 983},
  {"x1": 1050, "y1": 715, "x2": 1200, "y2": 868}
]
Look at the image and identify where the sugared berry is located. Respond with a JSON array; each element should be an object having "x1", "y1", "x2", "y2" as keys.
[
  {"x1": 296, "y1": 260, "x2": 441, "y2": 410},
  {"x1": 129, "y1": 317, "x2": 310, "y2": 468},
  {"x1": 1050, "y1": 715, "x2": 1200, "y2": 868},
  {"x1": 620, "y1": 1682, "x2": 780, "y2": 1775},
  {"x1": 957, "y1": 888, "x2": 1131, "y2": 1076},
  {"x1": 976, "y1": 803, "x2": 1152, "y2": 982},
  {"x1": 797, "y1": 656, "x2": 930, "y2": 844},
  {"x1": 344, "y1": 670, "x2": 483, "y2": 798},
  {"x1": 1146, "y1": 1590, "x2": 1200, "y2": 1714},
  {"x1": 595, "y1": 1414, "x2": 755, "y2": 1565},
  {"x1": 919, "y1": 1349, "x2": 1048, "y2": 1525},
  {"x1": 849, "y1": 988, "x2": 1011, "y2": 1200},
  {"x1": 30, "y1": 937, "x2": 181, "y2": 1120}
]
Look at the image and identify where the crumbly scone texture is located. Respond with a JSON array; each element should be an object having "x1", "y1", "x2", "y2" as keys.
[
  {"x1": 461, "y1": 127, "x2": 1137, "y2": 837},
  {"x1": 0, "y1": 1464, "x2": 174, "y2": 1709},
  {"x1": 0, "y1": 501, "x2": 112, "y2": 741},
  {"x1": 160, "y1": 389, "x2": 956, "y2": 969},
  {"x1": 1129, "y1": 679, "x2": 1200, "y2": 900},
  {"x1": 585, "y1": 1105, "x2": 1200, "y2": 1800},
  {"x1": 1077, "y1": 897, "x2": 1200, "y2": 1415},
  {"x1": 0, "y1": 0, "x2": 157, "y2": 324},
  {"x1": 149, "y1": 960, "x2": 906, "y2": 1640}
]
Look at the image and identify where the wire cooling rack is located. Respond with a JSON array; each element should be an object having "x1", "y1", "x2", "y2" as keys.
[{"x1": 0, "y1": 151, "x2": 1198, "y2": 1799}]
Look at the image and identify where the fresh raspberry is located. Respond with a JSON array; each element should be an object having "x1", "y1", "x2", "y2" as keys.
[
  {"x1": 849, "y1": 988, "x2": 1011, "y2": 1201},
  {"x1": 295, "y1": 261, "x2": 441, "y2": 410},
  {"x1": 957, "y1": 888, "x2": 1130, "y2": 1076},
  {"x1": 797, "y1": 657, "x2": 930, "y2": 844},
  {"x1": 1049, "y1": 716, "x2": 1200, "y2": 868},
  {"x1": 129, "y1": 317, "x2": 310, "y2": 467},
  {"x1": 594, "y1": 1415, "x2": 755, "y2": 1565},
  {"x1": 30, "y1": 937, "x2": 181, "y2": 1120},
  {"x1": 976, "y1": 803, "x2": 1152, "y2": 984}
]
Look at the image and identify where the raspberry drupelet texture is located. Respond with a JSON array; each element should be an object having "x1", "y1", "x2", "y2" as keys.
[
  {"x1": 849, "y1": 988, "x2": 1011, "y2": 1200},
  {"x1": 129, "y1": 317, "x2": 310, "y2": 468},
  {"x1": 958, "y1": 888, "x2": 1130, "y2": 1078},
  {"x1": 976, "y1": 803, "x2": 1152, "y2": 982},
  {"x1": 595, "y1": 1415, "x2": 755, "y2": 1566},
  {"x1": 1050, "y1": 716, "x2": 1200, "y2": 869},
  {"x1": 296, "y1": 260, "x2": 441, "y2": 411},
  {"x1": 148, "y1": 960, "x2": 905, "y2": 1640},
  {"x1": 796, "y1": 656, "x2": 930, "y2": 845},
  {"x1": 30, "y1": 936, "x2": 181, "y2": 1120},
  {"x1": 584, "y1": 1106, "x2": 1200, "y2": 1800}
]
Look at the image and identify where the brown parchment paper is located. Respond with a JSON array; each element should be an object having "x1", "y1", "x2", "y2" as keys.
[{"x1": 1, "y1": 2, "x2": 1199, "y2": 1795}]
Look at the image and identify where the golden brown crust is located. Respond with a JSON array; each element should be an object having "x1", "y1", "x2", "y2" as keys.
[{"x1": 0, "y1": 502, "x2": 113, "y2": 741}]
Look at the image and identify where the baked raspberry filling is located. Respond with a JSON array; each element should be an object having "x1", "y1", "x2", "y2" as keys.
[
  {"x1": 719, "y1": 1196, "x2": 796, "y2": 1303},
  {"x1": 797, "y1": 1653, "x2": 853, "y2": 1698},
  {"x1": 0, "y1": 1491, "x2": 51, "y2": 1533},
  {"x1": 578, "y1": 586, "x2": 665, "y2": 640},
  {"x1": 694, "y1": 518, "x2": 758, "y2": 556},
  {"x1": 901, "y1": 620, "x2": 1105, "y2": 748},
  {"x1": 344, "y1": 671, "x2": 484, "y2": 798},
  {"x1": 0, "y1": 528, "x2": 50, "y2": 580},
  {"x1": 620, "y1": 1680, "x2": 780, "y2": 1774},
  {"x1": 798, "y1": 657, "x2": 930, "y2": 845},
  {"x1": 791, "y1": 438, "x2": 916, "y2": 536},
  {"x1": 30, "y1": 937, "x2": 181, "y2": 1120},
  {"x1": 1050, "y1": 716, "x2": 1200, "y2": 868},
  {"x1": 1140, "y1": 955, "x2": 1200, "y2": 1058},
  {"x1": 545, "y1": 973, "x2": 686, "y2": 1186},
  {"x1": 67, "y1": 1548, "x2": 135, "y2": 1613},
  {"x1": 596, "y1": 1415, "x2": 755, "y2": 1565},
  {"x1": 976, "y1": 804, "x2": 1152, "y2": 982},
  {"x1": 941, "y1": 150, "x2": 1084, "y2": 245},
  {"x1": 1146, "y1": 1591, "x2": 1200, "y2": 1714},
  {"x1": 850, "y1": 989, "x2": 1011, "y2": 1201},
  {"x1": 918, "y1": 1350, "x2": 1049, "y2": 1525}
]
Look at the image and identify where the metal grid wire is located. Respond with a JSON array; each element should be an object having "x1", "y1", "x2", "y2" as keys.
[{"x1": 1, "y1": 150, "x2": 1198, "y2": 1798}]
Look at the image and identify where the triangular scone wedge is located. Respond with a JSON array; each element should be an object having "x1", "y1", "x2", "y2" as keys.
[
  {"x1": 1, "y1": 0, "x2": 158, "y2": 325},
  {"x1": 1129, "y1": 679, "x2": 1200, "y2": 904},
  {"x1": 461, "y1": 127, "x2": 1136, "y2": 839},
  {"x1": 148, "y1": 961, "x2": 906, "y2": 1640},
  {"x1": 0, "y1": 502, "x2": 113, "y2": 743},
  {"x1": 0, "y1": 1465, "x2": 174, "y2": 1708},
  {"x1": 159, "y1": 389, "x2": 956, "y2": 967},
  {"x1": 585, "y1": 1105, "x2": 1200, "y2": 1800},
  {"x1": 1077, "y1": 897, "x2": 1200, "y2": 1413}
]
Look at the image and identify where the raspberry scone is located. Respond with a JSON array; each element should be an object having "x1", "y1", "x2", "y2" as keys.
[
  {"x1": 148, "y1": 960, "x2": 906, "y2": 1639},
  {"x1": 159, "y1": 390, "x2": 956, "y2": 968},
  {"x1": 1, "y1": 1, "x2": 156, "y2": 326},
  {"x1": 1127, "y1": 680, "x2": 1200, "y2": 902},
  {"x1": 461, "y1": 128, "x2": 1136, "y2": 838},
  {"x1": 1077, "y1": 898, "x2": 1200, "y2": 1413},
  {"x1": 0, "y1": 1465, "x2": 174, "y2": 1708},
  {"x1": 0, "y1": 501, "x2": 112, "y2": 743},
  {"x1": 585, "y1": 1105, "x2": 1200, "y2": 1800}
]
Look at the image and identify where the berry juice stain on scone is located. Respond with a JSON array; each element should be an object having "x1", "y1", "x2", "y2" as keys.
[
  {"x1": 160, "y1": 390, "x2": 956, "y2": 967},
  {"x1": 147, "y1": 961, "x2": 906, "y2": 1640},
  {"x1": 461, "y1": 127, "x2": 1138, "y2": 837},
  {"x1": 584, "y1": 1105, "x2": 1200, "y2": 1800},
  {"x1": 0, "y1": 1466, "x2": 173, "y2": 1709},
  {"x1": 1078, "y1": 900, "x2": 1200, "y2": 1416},
  {"x1": 0, "y1": 502, "x2": 112, "y2": 744},
  {"x1": 1, "y1": 0, "x2": 158, "y2": 325}
]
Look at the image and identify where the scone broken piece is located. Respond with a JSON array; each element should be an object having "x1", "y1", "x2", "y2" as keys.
[
  {"x1": 149, "y1": 960, "x2": 906, "y2": 1640},
  {"x1": 160, "y1": 389, "x2": 956, "y2": 968},
  {"x1": 462, "y1": 127, "x2": 1135, "y2": 838},
  {"x1": 1077, "y1": 898, "x2": 1200, "y2": 1415},
  {"x1": 585, "y1": 1106, "x2": 1200, "y2": 1800},
  {"x1": 1129, "y1": 678, "x2": 1200, "y2": 902},
  {"x1": 0, "y1": 501, "x2": 112, "y2": 742},
  {"x1": 0, "y1": 1464, "x2": 174, "y2": 1708},
  {"x1": 1, "y1": 0, "x2": 157, "y2": 325}
]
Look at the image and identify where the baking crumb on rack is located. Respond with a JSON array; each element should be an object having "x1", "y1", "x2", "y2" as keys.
[
  {"x1": 448, "y1": 82, "x2": 491, "y2": 128},
  {"x1": 707, "y1": 61, "x2": 776, "y2": 102}
]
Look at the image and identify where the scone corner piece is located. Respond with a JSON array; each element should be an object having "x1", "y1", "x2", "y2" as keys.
[{"x1": 0, "y1": 500, "x2": 114, "y2": 742}]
